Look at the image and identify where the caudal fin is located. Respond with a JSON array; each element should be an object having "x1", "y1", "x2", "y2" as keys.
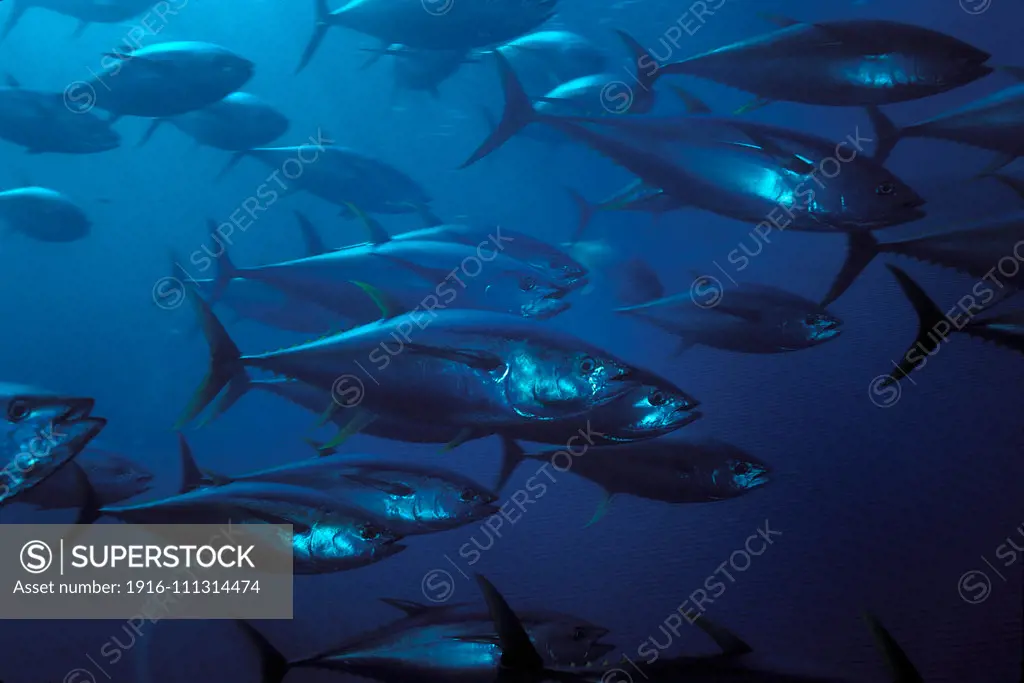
[
  {"x1": 865, "y1": 106, "x2": 902, "y2": 165},
  {"x1": 460, "y1": 52, "x2": 536, "y2": 169},
  {"x1": 820, "y1": 232, "x2": 882, "y2": 307},
  {"x1": 235, "y1": 620, "x2": 290, "y2": 683},
  {"x1": 862, "y1": 614, "x2": 924, "y2": 683},
  {"x1": 295, "y1": 0, "x2": 334, "y2": 74},
  {"x1": 881, "y1": 265, "x2": 950, "y2": 386},
  {"x1": 175, "y1": 291, "x2": 247, "y2": 429},
  {"x1": 1, "y1": 3, "x2": 28, "y2": 41},
  {"x1": 496, "y1": 436, "x2": 527, "y2": 491},
  {"x1": 294, "y1": 210, "x2": 328, "y2": 256},
  {"x1": 565, "y1": 187, "x2": 595, "y2": 243}
]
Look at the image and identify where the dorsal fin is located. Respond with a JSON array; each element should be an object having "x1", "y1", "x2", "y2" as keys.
[
  {"x1": 379, "y1": 598, "x2": 436, "y2": 617},
  {"x1": 294, "y1": 211, "x2": 328, "y2": 256},
  {"x1": 342, "y1": 201, "x2": 391, "y2": 244},
  {"x1": 863, "y1": 614, "x2": 924, "y2": 683},
  {"x1": 177, "y1": 432, "x2": 206, "y2": 493}
]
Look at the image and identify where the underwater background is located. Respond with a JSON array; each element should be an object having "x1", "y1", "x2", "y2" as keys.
[{"x1": 0, "y1": 0, "x2": 1021, "y2": 681}]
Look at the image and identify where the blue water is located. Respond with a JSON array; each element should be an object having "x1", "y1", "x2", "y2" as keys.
[{"x1": 0, "y1": 0, "x2": 1022, "y2": 681}]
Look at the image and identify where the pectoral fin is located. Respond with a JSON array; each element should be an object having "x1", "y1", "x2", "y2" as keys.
[
  {"x1": 440, "y1": 426, "x2": 477, "y2": 453},
  {"x1": 318, "y1": 409, "x2": 377, "y2": 451},
  {"x1": 691, "y1": 616, "x2": 753, "y2": 656},
  {"x1": 341, "y1": 474, "x2": 415, "y2": 497},
  {"x1": 583, "y1": 491, "x2": 614, "y2": 528},
  {"x1": 733, "y1": 96, "x2": 773, "y2": 115},
  {"x1": 406, "y1": 344, "x2": 506, "y2": 372}
]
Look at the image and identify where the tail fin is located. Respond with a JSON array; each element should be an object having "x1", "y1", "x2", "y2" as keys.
[
  {"x1": 197, "y1": 371, "x2": 252, "y2": 427},
  {"x1": 235, "y1": 620, "x2": 290, "y2": 683},
  {"x1": 862, "y1": 614, "x2": 924, "y2": 683},
  {"x1": 865, "y1": 106, "x2": 902, "y2": 164},
  {"x1": 138, "y1": 119, "x2": 167, "y2": 147},
  {"x1": 294, "y1": 210, "x2": 328, "y2": 256},
  {"x1": 565, "y1": 187, "x2": 595, "y2": 243},
  {"x1": 1, "y1": 3, "x2": 28, "y2": 41},
  {"x1": 496, "y1": 436, "x2": 527, "y2": 491},
  {"x1": 820, "y1": 232, "x2": 882, "y2": 307},
  {"x1": 175, "y1": 291, "x2": 247, "y2": 429},
  {"x1": 460, "y1": 52, "x2": 536, "y2": 169},
  {"x1": 177, "y1": 432, "x2": 205, "y2": 493},
  {"x1": 881, "y1": 265, "x2": 950, "y2": 386},
  {"x1": 295, "y1": 0, "x2": 334, "y2": 74}
]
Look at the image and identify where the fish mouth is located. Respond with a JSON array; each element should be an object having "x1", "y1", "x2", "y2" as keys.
[
  {"x1": 588, "y1": 643, "x2": 616, "y2": 660},
  {"x1": 55, "y1": 397, "x2": 96, "y2": 422},
  {"x1": 477, "y1": 502, "x2": 502, "y2": 517},
  {"x1": 673, "y1": 409, "x2": 703, "y2": 429},
  {"x1": 16, "y1": 395, "x2": 106, "y2": 457},
  {"x1": 526, "y1": 296, "x2": 571, "y2": 319}
]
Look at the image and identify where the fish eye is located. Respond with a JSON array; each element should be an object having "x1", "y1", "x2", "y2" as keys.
[
  {"x1": 359, "y1": 524, "x2": 383, "y2": 540},
  {"x1": 572, "y1": 627, "x2": 586, "y2": 641},
  {"x1": 875, "y1": 182, "x2": 896, "y2": 196},
  {"x1": 734, "y1": 462, "x2": 751, "y2": 475},
  {"x1": 7, "y1": 399, "x2": 30, "y2": 422},
  {"x1": 648, "y1": 390, "x2": 667, "y2": 407},
  {"x1": 459, "y1": 488, "x2": 479, "y2": 503},
  {"x1": 579, "y1": 356, "x2": 597, "y2": 375},
  {"x1": 519, "y1": 276, "x2": 537, "y2": 292}
]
